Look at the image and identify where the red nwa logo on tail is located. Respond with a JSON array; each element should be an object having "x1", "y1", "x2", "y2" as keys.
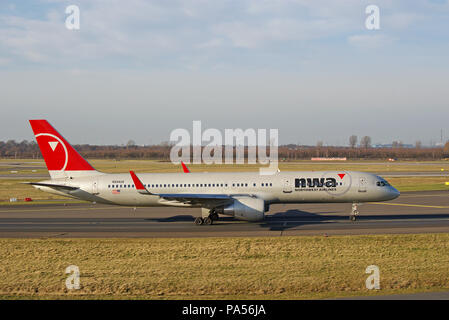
[
  {"x1": 35, "y1": 133, "x2": 68, "y2": 171},
  {"x1": 30, "y1": 120, "x2": 95, "y2": 172}
]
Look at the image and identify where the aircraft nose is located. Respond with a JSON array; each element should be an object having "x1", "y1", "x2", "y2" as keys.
[{"x1": 388, "y1": 186, "x2": 400, "y2": 200}]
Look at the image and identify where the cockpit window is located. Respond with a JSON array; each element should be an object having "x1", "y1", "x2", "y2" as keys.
[{"x1": 376, "y1": 180, "x2": 390, "y2": 187}]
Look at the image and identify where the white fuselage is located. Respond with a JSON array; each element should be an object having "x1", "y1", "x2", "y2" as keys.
[{"x1": 34, "y1": 170, "x2": 400, "y2": 207}]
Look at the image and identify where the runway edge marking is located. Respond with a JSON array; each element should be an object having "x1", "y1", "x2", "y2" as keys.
[{"x1": 370, "y1": 202, "x2": 449, "y2": 209}]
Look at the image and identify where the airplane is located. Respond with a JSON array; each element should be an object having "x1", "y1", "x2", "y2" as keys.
[{"x1": 27, "y1": 120, "x2": 400, "y2": 225}]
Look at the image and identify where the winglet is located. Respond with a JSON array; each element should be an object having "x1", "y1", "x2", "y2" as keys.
[
  {"x1": 181, "y1": 161, "x2": 190, "y2": 173},
  {"x1": 129, "y1": 171, "x2": 153, "y2": 195}
]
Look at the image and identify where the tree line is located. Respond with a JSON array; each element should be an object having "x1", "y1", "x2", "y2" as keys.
[{"x1": 1, "y1": 139, "x2": 449, "y2": 160}]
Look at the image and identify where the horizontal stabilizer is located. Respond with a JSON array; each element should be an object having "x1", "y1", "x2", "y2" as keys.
[{"x1": 26, "y1": 182, "x2": 79, "y2": 191}]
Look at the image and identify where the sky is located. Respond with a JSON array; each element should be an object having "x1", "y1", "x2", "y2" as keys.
[{"x1": 1, "y1": 0, "x2": 449, "y2": 146}]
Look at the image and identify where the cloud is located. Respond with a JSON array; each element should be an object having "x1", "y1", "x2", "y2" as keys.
[
  {"x1": 197, "y1": 38, "x2": 225, "y2": 48},
  {"x1": 0, "y1": 57, "x2": 11, "y2": 66},
  {"x1": 0, "y1": 0, "x2": 447, "y2": 71},
  {"x1": 212, "y1": 17, "x2": 354, "y2": 48},
  {"x1": 383, "y1": 12, "x2": 423, "y2": 30},
  {"x1": 347, "y1": 34, "x2": 397, "y2": 49},
  {"x1": 0, "y1": 0, "x2": 360, "y2": 66},
  {"x1": 0, "y1": 1, "x2": 184, "y2": 67}
]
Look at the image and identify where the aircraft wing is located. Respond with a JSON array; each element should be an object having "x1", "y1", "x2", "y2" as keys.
[
  {"x1": 26, "y1": 182, "x2": 79, "y2": 192},
  {"x1": 129, "y1": 170, "x2": 232, "y2": 207},
  {"x1": 156, "y1": 193, "x2": 232, "y2": 207}
]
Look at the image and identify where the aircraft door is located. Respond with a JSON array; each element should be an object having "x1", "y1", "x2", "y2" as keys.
[
  {"x1": 92, "y1": 179, "x2": 99, "y2": 195},
  {"x1": 283, "y1": 179, "x2": 292, "y2": 193},
  {"x1": 358, "y1": 177, "x2": 367, "y2": 193}
]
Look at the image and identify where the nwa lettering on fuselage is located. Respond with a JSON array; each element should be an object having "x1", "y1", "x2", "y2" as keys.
[{"x1": 295, "y1": 178, "x2": 337, "y2": 191}]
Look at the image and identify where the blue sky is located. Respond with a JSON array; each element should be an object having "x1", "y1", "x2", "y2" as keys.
[{"x1": 1, "y1": 0, "x2": 449, "y2": 146}]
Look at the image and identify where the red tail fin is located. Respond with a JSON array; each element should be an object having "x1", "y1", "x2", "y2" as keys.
[{"x1": 29, "y1": 120, "x2": 97, "y2": 178}]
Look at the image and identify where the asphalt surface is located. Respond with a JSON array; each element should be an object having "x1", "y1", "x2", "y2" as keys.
[{"x1": 0, "y1": 190, "x2": 448, "y2": 238}]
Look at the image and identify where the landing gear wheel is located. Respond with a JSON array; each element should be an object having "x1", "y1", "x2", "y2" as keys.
[
  {"x1": 203, "y1": 217, "x2": 213, "y2": 225},
  {"x1": 194, "y1": 217, "x2": 204, "y2": 225},
  {"x1": 350, "y1": 203, "x2": 359, "y2": 222}
]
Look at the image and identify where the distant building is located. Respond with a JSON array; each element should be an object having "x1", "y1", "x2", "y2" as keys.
[{"x1": 372, "y1": 143, "x2": 414, "y2": 148}]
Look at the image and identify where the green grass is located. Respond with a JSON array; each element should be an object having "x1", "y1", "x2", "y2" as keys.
[
  {"x1": 2, "y1": 158, "x2": 449, "y2": 173},
  {"x1": 1, "y1": 234, "x2": 449, "y2": 299},
  {"x1": 0, "y1": 179, "x2": 69, "y2": 202},
  {"x1": 387, "y1": 177, "x2": 449, "y2": 192}
]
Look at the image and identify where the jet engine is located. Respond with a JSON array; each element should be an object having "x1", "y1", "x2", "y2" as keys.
[{"x1": 215, "y1": 197, "x2": 265, "y2": 221}]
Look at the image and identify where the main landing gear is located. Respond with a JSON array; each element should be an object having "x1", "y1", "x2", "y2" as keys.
[
  {"x1": 194, "y1": 209, "x2": 219, "y2": 225},
  {"x1": 350, "y1": 203, "x2": 359, "y2": 221}
]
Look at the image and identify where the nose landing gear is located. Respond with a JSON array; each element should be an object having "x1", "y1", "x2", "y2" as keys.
[{"x1": 350, "y1": 203, "x2": 359, "y2": 221}]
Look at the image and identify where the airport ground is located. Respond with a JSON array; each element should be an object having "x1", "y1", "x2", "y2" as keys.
[
  {"x1": 0, "y1": 159, "x2": 449, "y2": 299},
  {"x1": 1, "y1": 233, "x2": 449, "y2": 299}
]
